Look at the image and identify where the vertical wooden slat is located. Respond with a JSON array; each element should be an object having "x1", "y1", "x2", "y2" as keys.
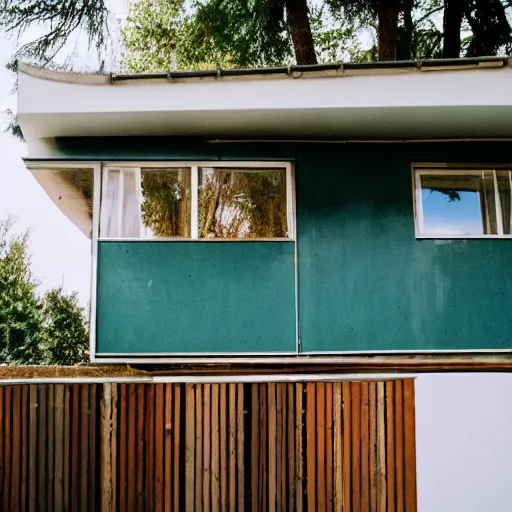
[
  {"x1": 281, "y1": 385, "x2": 287, "y2": 512},
  {"x1": 21, "y1": 386, "x2": 29, "y2": 512},
  {"x1": 251, "y1": 384, "x2": 259, "y2": 512},
  {"x1": 137, "y1": 385, "x2": 145, "y2": 512},
  {"x1": 369, "y1": 382, "x2": 378, "y2": 512},
  {"x1": 186, "y1": 384, "x2": 196, "y2": 512},
  {"x1": 203, "y1": 384, "x2": 211, "y2": 512},
  {"x1": 326, "y1": 383, "x2": 333, "y2": 512},
  {"x1": 361, "y1": 382, "x2": 370, "y2": 512},
  {"x1": 287, "y1": 383, "x2": 295, "y2": 512},
  {"x1": 89, "y1": 385, "x2": 98, "y2": 512},
  {"x1": 212, "y1": 384, "x2": 220, "y2": 512},
  {"x1": 63, "y1": 386, "x2": 71, "y2": 511},
  {"x1": 128, "y1": 384, "x2": 137, "y2": 512},
  {"x1": 306, "y1": 382, "x2": 316, "y2": 512},
  {"x1": 377, "y1": 382, "x2": 387, "y2": 512},
  {"x1": 81, "y1": 385, "x2": 89, "y2": 512},
  {"x1": 351, "y1": 383, "x2": 361, "y2": 512},
  {"x1": 342, "y1": 383, "x2": 351, "y2": 512},
  {"x1": 174, "y1": 385, "x2": 181, "y2": 512},
  {"x1": 333, "y1": 382, "x2": 343, "y2": 512},
  {"x1": 295, "y1": 383, "x2": 303, "y2": 512},
  {"x1": 100, "y1": 383, "x2": 113, "y2": 512},
  {"x1": 164, "y1": 384, "x2": 173, "y2": 512},
  {"x1": 29, "y1": 386, "x2": 37, "y2": 512},
  {"x1": 276, "y1": 383, "x2": 283, "y2": 512},
  {"x1": 403, "y1": 380, "x2": 417, "y2": 512},
  {"x1": 147, "y1": 384, "x2": 155, "y2": 512},
  {"x1": 54, "y1": 385, "x2": 64, "y2": 512},
  {"x1": 229, "y1": 384, "x2": 237, "y2": 512},
  {"x1": 236, "y1": 383, "x2": 245, "y2": 512},
  {"x1": 37, "y1": 385, "x2": 46, "y2": 512},
  {"x1": 268, "y1": 383, "x2": 277, "y2": 512},
  {"x1": 156, "y1": 384, "x2": 165, "y2": 512},
  {"x1": 118, "y1": 384, "x2": 127, "y2": 512},
  {"x1": 48, "y1": 386, "x2": 55, "y2": 511},
  {"x1": 12, "y1": 386, "x2": 21, "y2": 512},
  {"x1": 386, "y1": 382, "x2": 396, "y2": 512},
  {"x1": 111, "y1": 384, "x2": 118, "y2": 512},
  {"x1": 71, "y1": 386, "x2": 80, "y2": 512},
  {"x1": 317, "y1": 382, "x2": 326, "y2": 512},
  {"x1": 195, "y1": 385, "x2": 203, "y2": 512},
  {"x1": 260, "y1": 384, "x2": 268, "y2": 512},
  {"x1": 395, "y1": 381, "x2": 405, "y2": 512},
  {"x1": 220, "y1": 384, "x2": 228, "y2": 512}
]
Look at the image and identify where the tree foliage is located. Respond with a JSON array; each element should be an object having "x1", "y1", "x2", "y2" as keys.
[
  {"x1": 2, "y1": 0, "x2": 512, "y2": 77},
  {"x1": 0, "y1": 0, "x2": 109, "y2": 66},
  {"x1": 0, "y1": 218, "x2": 42, "y2": 363},
  {"x1": 0, "y1": 218, "x2": 89, "y2": 365}
]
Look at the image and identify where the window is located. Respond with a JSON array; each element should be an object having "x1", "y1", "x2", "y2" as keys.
[
  {"x1": 100, "y1": 163, "x2": 293, "y2": 240},
  {"x1": 414, "y1": 167, "x2": 512, "y2": 238}
]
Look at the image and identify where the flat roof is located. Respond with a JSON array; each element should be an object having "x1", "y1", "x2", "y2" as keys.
[{"x1": 17, "y1": 57, "x2": 512, "y2": 157}]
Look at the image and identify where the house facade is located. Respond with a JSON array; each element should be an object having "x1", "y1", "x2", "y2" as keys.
[{"x1": 17, "y1": 59, "x2": 512, "y2": 511}]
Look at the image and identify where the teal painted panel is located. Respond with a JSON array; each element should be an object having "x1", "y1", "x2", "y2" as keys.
[
  {"x1": 296, "y1": 145, "x2": 512, "y2": 352},
  {"x1": 96, "y1": 241, "x2": 296, "y2": 354}
]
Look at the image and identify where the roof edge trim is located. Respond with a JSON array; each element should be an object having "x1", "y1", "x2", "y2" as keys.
[{"x1": 18, "y1": 56, "x2": 511, "y2": 85}]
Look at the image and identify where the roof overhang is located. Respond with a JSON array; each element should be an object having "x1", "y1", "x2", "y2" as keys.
[{"x1": 17, "y1": 59, "x2": 512, "y2": 157}]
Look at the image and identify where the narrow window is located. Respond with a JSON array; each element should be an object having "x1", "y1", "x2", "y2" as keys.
[{"x1": 415, "y1": 168, "x2": 512, "y2": 238}]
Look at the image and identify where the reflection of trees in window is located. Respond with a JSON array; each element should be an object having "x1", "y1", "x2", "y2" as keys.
[
  {"x1": 60, "y1": 170, "x2": 94, "y2": 218},
  {"x1": 141, "y1": 169, "x2": 190, "y2": 237},
  {"x1": 198, "y1": 169, "x2": 287, "y2": 238}
]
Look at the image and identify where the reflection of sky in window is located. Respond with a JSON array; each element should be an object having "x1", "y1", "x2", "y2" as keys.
[{"x1": 422, "y1": 189, "x2": 483, "y2": 235}]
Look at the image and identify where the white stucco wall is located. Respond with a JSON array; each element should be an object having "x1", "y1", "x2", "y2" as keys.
[{"x1": 416, "y1": 373, "x2": 512, "y2": 512}]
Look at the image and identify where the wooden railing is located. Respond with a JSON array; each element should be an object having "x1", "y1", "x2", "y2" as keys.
[{"x1": 0, "y1": 379, "x2": 416, "y2": 511}]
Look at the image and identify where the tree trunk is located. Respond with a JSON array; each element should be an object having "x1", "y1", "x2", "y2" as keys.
[
  {"x1": 377, "y1": 4, "x2": 399, "y2": 61},
  {"x1": 285, "y1": 0, "x2": 317, "y2": 65},
  {"x1": 403, "y1": 0, "x2": 414, "y2": 59},
  {"x1": 443, "y1": 0, "x2": 463, "y2": 58}
]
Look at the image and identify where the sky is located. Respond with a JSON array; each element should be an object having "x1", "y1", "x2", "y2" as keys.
[{"x1": 0, "y1": 1, "x2": 128, "y2": 307}]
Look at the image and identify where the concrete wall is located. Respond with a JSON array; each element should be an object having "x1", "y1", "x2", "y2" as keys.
[{"x1": 416, "y1": 374, "x2": 512, "y2": 512}]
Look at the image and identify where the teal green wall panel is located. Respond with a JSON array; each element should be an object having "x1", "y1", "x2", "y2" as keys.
[
  {"x1": 79, "y1": 139, "x2": 512, "y2": 354},
  {"x1": 96, "y1": 241, "x2": 296, "y2": 354},
  {"x1": 295, "y1": 147, "x2": 512, "y2": 351}
]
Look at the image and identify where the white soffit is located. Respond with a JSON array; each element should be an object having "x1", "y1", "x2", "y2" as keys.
[{"x1": 17, "y1": 62, "x2": 512, "y2": 154}]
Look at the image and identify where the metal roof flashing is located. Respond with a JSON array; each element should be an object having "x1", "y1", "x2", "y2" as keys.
[{"x1": 17, "y1": 56, "x2": 511, "y2": 86}]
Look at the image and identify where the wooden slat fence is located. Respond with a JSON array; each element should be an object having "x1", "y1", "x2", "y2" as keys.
[{"x1": 0, "y1": 379, "x2": 416, "y2": 511}]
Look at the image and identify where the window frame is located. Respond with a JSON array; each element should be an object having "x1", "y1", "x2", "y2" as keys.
[
  {"x1": 100, "y1": 161, "x2": 295, "y2": 241},
  {"x1": 413, "y1": 163, "x2": 512, "y2": 239}
]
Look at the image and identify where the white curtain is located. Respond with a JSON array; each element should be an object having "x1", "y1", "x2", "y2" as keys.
[
  {"x1": 122, "y1": 171, "x2": 140, "y2": 237},
  {"x1": 101, "y1": 170, "x2": 121, "y2": 237},
  {"x1": 100, "y1": 169, "x2": 141, "y2": 238}
]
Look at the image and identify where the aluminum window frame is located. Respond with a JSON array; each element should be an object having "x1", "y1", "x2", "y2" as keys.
[
  {"x1": 100, "y1": 161, "x2": 295, "y2": 242},
  {"x1": 413, "y1": 163, "x2": 512, "y2": 239}
]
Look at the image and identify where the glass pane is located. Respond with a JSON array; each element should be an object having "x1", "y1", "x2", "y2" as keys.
[
  {"x1": 420, "y1": 172, "x2": 497, "y2": 236},
  {"x1": 31, "y1": 167, "x2": 94, "y2": 238},
  {"x1": 198, "y1": 167, "x2": 288, "y2": 239},
  {"x1": 101, "y1": 170, "x2": 121, "y2": 238},
  {"x1": 496, "y1": 171, "x2": 512, "y2": 235},
  {"x1": 141, "y1": 168, "x2": 190, "y2": 238},
  {"x1": 122, "y1": 171, "x2": 140, "y2": 237}
]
